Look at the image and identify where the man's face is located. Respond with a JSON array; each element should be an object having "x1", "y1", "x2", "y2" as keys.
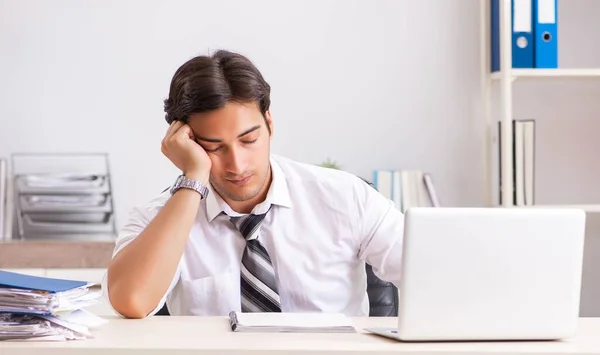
[{"x1": 187, "y1": 102, "x2": 273, "y2": 206}]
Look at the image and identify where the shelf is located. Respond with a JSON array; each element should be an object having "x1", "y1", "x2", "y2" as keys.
[
  {"x1": 513, "y1": 204, "x2": 600, "y2": 213},
  {"x1": 491, "y1": 68, "x2": 600, "y2": 81}
]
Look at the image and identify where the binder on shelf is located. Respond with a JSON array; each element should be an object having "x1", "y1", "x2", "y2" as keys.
[
  {"x1": 491, "y1": 0, "x2": 534, "y2": 72},
  {"x1": 533, "y1": 0, "x2": 558, "y2": 68},
  {"x1": 498, "y1": 120, "x2": 536, "y2": 206}
]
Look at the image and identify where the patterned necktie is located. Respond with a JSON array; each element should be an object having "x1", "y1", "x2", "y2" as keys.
[{"x1": 229, "y1": 209, "x2": 281, "y2": 312}]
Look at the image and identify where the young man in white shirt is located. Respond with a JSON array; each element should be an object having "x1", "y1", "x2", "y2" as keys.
[{"x1": 104, "y1": 50, "x2": 405, "y2": 319}]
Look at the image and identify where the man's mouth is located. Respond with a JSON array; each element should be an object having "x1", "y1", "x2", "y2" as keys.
[{"x1": 227, "y1": 175, "x2": 252, "y2": 185}]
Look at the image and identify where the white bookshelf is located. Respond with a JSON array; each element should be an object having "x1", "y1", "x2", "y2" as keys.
[
  {"x1": 517, "y1": 204, "x2": 600, "y2": 213},
  {"x1": 479, "y1": 0, "x2": 600, "y2": 212},
  {"x1": 491, "y1": 68, "x2": 600, "y2": 80}
]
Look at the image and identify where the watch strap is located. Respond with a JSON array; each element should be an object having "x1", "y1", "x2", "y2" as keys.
[{"x1": 170, "y1": 174, "x2": 209, "y2": 199}]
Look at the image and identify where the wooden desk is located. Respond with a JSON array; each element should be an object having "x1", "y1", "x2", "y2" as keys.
[{"x1": 3, "y1": 317, "x2": 600, "y2": 355}]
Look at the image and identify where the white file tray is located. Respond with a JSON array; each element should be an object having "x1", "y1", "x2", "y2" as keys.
[
  {"x1": 18, "y1": 194, "x2": 113, "y2": 213},
  {"x1": 14, "y1": 174, "x2": 110, "y2": 194},
  {"x1": 10, "y1": 153, "x2": 116, "y2": 240},
  {"x1": 11, "y1": 154, "x2": 111, "y2": 194},
  {"x1": 19, "y1": 214, "x2": 115, "y2": 235},
  {"x1": 23, "y1": 212, "x2": 111, "y2": 224}
]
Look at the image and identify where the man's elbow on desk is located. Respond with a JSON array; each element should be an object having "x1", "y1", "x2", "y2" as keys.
[
  {"x1": 108, "y1": 288, "x2": 157, "y2": 319},
  {"x1": 106, "y1": 277, "x2": 159, "y2": 319}
]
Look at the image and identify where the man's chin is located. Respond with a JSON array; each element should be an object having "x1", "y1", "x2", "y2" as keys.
[
  {"x1": 219, "y1": 186, "x2": 261, "y2": 202},
  {"x1": 226, "y1": 193, "x2": 259, "y2": 202}
]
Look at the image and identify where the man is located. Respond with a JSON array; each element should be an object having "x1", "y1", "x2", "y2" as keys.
[{"x1": 103, "y1": 50, "x2": 404, "y2": 319}]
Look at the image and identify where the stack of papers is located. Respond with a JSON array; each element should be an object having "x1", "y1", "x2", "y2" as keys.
[
  {"x1": 228, "y1": 311, "x2": 356, "y2": 333},
  {"x1": 0, "y1": 270, "x2": 107, "y2": 341}
]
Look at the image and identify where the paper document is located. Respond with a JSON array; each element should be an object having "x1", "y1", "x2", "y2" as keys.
[
  {"x1": 0, "y1": 311, "x2": 105, "y2": 341},
  {"x1": 228, "y1": 311, "x2": 356, "y2": 333}
]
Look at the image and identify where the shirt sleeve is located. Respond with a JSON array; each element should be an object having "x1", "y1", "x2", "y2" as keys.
[
  {"x1": 101, "y1": 197, "x2": 181, "y2": 318},
  {"x1": 354, "y1": 178, "x2": 404, "y2": 287}
]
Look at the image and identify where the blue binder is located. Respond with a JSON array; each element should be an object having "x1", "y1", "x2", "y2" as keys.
[
  {"x1": 0, "y1": 270, "x2": 87, "y2": 293},
  {"x1": 533, "y1": 0, "x2": 558, "y2": 68},
  {"x1": 491, "y1": 0, "x2": 534, "y2": 71},
  {"x1": 491, "y1": 0, "x2": 501, "y2": 71}
]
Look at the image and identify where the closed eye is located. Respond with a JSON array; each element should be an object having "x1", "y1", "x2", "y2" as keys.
[
  {"x1": 205, "y1": 146, "x2": 222, "y2": 153},
  {"x1": 202, "y1": 139, "x2": 256, "y2": 153}
]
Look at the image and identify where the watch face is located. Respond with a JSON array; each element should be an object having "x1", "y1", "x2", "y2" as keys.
[{"x1": 169, "y1": 175, "x2": 183, "y2": 195}]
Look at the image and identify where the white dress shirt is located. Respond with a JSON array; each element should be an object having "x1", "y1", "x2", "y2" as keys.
[{"x1": 102, "y1": 154, "x2": 404, "y2": 317}]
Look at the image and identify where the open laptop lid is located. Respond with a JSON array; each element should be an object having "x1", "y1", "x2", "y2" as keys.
[{"x1": 392, "y1": 207, "x2": 585, "y2": 341}]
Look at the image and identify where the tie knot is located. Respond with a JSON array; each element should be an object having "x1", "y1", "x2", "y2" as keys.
[{"x1": 230, "y1": 212, "x2": 268, "y2": 241}]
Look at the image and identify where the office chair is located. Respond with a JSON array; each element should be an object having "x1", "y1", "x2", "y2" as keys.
[
  {"x1": 365, "y1": 263, "x2": 399, "y2": 316},
  {"x1": 155, "y1": 178, "x2": 399, "y2": 317}
]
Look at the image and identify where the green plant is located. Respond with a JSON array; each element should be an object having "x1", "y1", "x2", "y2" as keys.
[{"x1": 319, "y1": 158, "x2": 342, "y2": 170}]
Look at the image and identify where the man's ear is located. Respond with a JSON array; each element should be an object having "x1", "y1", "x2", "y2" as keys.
[{"x1": 265, "y1": 110, "x2": 274, "y2": 138}]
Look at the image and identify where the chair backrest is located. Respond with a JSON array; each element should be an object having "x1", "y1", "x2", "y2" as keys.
[{"x1": 365, "y1": 263, "x2": 398, "y2": 316}]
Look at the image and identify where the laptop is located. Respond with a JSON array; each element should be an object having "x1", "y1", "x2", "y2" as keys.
[{"x1": 365, "y1": 207, "x2": 586, "y2": 341}]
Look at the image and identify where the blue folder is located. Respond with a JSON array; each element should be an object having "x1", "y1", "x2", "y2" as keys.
[
  {"x1": 491, "y1": 0, "x2": 534, "y2": 71},
  {"x1": 491, "y1": 0, "x2": 501, "y2": 71},
  {"x1": 0, "y1": 270, "x2": 87, "y2": 293},
  {"x1": 533, "y1": 0, "x2": 558, "y2": 68}
]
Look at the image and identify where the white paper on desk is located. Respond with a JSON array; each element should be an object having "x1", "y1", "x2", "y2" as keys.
[
  {"x1": 229, "y1": 311, "x2": 356, "y2": 333},
  {"x1": 39, "y1": 315, "x2": 91, "y2": 338},
  {"x1": 54, "y1": 309, "x2": 108, "y2": 328}
]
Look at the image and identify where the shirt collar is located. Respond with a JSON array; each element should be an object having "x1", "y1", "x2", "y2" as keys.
[{"x1": 205, "y1": 155, "x2": 292, "y2": 222}]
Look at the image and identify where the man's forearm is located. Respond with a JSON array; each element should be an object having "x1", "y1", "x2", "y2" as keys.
[{"x1": 107, "y1": 189, "x2": 202, "y2": 318}]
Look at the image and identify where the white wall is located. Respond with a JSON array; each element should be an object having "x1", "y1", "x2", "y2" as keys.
[{"x1": 0, "y1": 0, "x2": 485, "y2": 231}]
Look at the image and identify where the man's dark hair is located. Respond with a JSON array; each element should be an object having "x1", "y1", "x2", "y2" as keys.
[{"x1": 163, "y1": 50, "x2": 271, "y2": 133}]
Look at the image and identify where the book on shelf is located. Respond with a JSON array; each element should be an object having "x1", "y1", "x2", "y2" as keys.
[
  {"x1": 373, "y1": 169, "x2": 440, "y2": 212},
  {"x1": 498, "y1": 119, "x2": 536, "y2": 206}
]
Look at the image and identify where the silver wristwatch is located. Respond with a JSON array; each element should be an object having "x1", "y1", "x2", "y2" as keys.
[{"x1": 170, "y1": 174, "x2": 209, "y2": 199}]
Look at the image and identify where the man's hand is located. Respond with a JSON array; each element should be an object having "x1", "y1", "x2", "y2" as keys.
[{"x1": 161, "y1": 121, "x2": 212, "y2": 184}]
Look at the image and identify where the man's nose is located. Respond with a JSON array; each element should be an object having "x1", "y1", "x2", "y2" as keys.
[{"x1": 226, "y1": 146, "x2": 246, "y2": 175}]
